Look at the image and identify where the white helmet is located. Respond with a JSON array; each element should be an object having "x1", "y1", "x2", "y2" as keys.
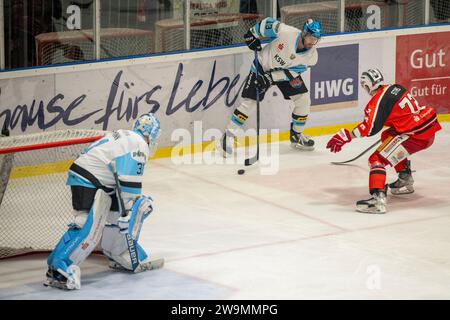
[{"x1": 360, "y1": 68, "x2": 384, "y2": 94}]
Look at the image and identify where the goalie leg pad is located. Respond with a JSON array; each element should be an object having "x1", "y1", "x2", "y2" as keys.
[
  {"x1": 101, "y1": 196, "x2": 152, "y2": 271},
  {"x1": 46, "y1": 189, "x2": 111, "y2": 288}
]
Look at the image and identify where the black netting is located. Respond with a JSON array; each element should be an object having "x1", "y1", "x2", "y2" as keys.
[
  {"x1": 431, "y1": 0, "x2": 450, "y2": 23},
  {"x1": 36, "y1": 28, "x2": 153, "y2": 66},
  {"x1": 155, "y1": 13, "x2": 262, "y2": 52},
  {"x1": 0, "y1": 130, "x2": 105, "y2": 259}
]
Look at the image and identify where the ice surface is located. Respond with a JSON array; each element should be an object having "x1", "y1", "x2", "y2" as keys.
[{"x1": 1, "y1": 124, "x2": 449, "y2": 299}]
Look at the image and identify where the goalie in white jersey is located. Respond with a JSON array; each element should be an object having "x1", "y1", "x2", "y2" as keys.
[
  {"x1": 45, "y1": 113, "x2": 162, "y2": 290},
  {"x1": 219, "y1": 17, "x2": 322, "y2": 155}
]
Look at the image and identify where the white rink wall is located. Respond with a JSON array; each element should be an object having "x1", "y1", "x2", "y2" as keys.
[{"x1": 0, "y1": 25, "x2": 449, "y2": 148}]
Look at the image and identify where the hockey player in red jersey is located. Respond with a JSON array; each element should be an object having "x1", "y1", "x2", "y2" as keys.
[{"x1": 326, "y1": 68, "x2": 441, "y2": 214}]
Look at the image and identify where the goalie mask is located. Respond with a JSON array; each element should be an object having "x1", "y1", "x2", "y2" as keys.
[
  {"x1": 132, "y1": 113, "x2": 161, "y2": 155},
  {"x1": 360, "y1": 68, "x2": 384, "y2": 95}
]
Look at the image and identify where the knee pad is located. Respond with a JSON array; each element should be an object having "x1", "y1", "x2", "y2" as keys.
[
  {"x1": 291, "y1": 93, "x2": 311, "y2": 132},
  {"x1": 73, "y1": 210, "x2": 88, "y2": 228},
  {"x1": 368, "y1": 152, "x2": 389, "y2": 169},
  {"x1": 101, "y1": 196, "x2": 151, "y2": 271},
  {"x1": 47, "y1": 189, "x2": 111, "y2": 274}
]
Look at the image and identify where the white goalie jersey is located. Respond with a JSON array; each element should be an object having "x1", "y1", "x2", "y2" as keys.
[
  {"x1": 67, "y1": 129, "x2": 150, "y2": 200},
  {"x1": 250, "y1": 17, "x2": 318, "y2": 81}
]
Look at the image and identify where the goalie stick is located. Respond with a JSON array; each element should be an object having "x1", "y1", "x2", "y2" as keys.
[
  {"x1": 331, "y1": 139, "x2": 381, "y2": 165},
  {"x1": 111, "y1": 160, "x2": 140, "y2": 271}
]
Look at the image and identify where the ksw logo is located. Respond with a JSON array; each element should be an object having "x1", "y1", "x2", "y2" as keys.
[
  {"x1": 274, "y1": 54, "x2": 286, "y2": 66},
  {"x1": 314, "y1": 78, "x2": 354, "y2": 99},
  {"x1": 277, "y1": 43, "x2": 284, "y2": 51}
]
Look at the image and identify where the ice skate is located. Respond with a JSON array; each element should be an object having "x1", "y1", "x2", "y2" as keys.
[
  {"x1": 356, "y1": 188, "x2": 387, "y2": 214},
  {"x1": 43, "y1": 265, "x2": 81, "y2": 290},
  {"x1": 290, "y1": 125, "x2": 315, "y2": 151},
  {"x1": 389, "y1": 161, "x2": 414, "y2": 195}
]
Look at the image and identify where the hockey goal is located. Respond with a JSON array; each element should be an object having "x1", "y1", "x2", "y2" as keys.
[
  {"x1": 280, "y1": 0, "x2": 391, "y2": 33},
  {"x1": 35, "y1": 28, "x2": 154, "y2": 66},
  {"x1": 0, "y1": 130, "x2": 106, "y2": 259},
  {"x1": 155, "y1": 13, "x2": 263, "y2": 52}
]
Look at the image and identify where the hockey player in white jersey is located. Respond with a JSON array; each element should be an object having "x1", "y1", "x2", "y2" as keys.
[
  {"x1": 219, "y1": 17, "x2": 322, "y2": 156},
  {"x1": 44, "y1": 113, "x2": 162, "y2": 290}
]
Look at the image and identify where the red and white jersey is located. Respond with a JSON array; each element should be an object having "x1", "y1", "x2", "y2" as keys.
[{"x1": 353, "y1": 84, "x2": 441, "y2": 140}]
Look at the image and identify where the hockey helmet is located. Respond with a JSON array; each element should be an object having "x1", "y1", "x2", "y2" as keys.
[
  {"x1": 303, "y1": 19, "x2": 322, "y2": 40},
  {"x1": 132, "y1": 113, "x2": 161, "y2": 148},
  {"x1": 360, "y1": 68, "x2": 384, "y2": 94}
]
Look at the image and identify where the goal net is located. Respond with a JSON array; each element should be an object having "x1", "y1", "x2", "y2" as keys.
[
  {"x1": 35, "y1": 28, "x2": 154, "y2": 66},
  {"x1": 280, "y1": 0, "x2": 391, "y2": 33},
  {"x1": 0, "y1": 130, "x2": 106, "y2": 259},
  {"x1": 155, "y1": 13, "x2": 262, "y2": 52}
]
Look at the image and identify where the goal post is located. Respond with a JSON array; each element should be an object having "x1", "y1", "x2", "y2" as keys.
[{"x1": 0, "y1": 130, "x2": 106, "y2": 259}]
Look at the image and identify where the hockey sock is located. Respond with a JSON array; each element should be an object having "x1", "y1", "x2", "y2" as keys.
[
  {"x1": 369, "y1": 166, "x2": 387, "y2": 193},
  {"x1": 291, "y1": 113, "x2": 308, "y2": 133}
]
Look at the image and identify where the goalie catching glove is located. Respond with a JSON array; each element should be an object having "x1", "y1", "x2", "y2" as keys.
[{"x1": 326, "y1": 129, "x2": 353, "y2": 153}]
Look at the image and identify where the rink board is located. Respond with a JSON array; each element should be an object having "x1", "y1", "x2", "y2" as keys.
[{"x1": 0, "y1": 25, "x2": 449, "y2": 151}]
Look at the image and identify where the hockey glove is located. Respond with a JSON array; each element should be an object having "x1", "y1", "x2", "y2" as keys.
[
  {"x1": 137, "y1": 195, "x2": 154, "y2": 219},
  {"x1": 117, "y1": 195, "x2": 154, "y2": 234},
  {"x1": 326, "y1": 128, "x2": 352, "y2": 153},
  {"x1": 255, "y1": 71, "x2": 273, "y2": 92},
  {"x1": 289, "y1": 77, "x2": 304, "y2": 89},
  {"x1": 244, "y1": 29, "x2": 261, "y2": 51}
]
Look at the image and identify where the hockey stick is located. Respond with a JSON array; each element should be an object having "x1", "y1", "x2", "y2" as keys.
[
  {"x1": 110, "y1": 160, "x2": 139, "y2": 271},
  {"x1": 245, "y1": 50, "x2": 261, "y2": 166},
  {"x1": 331, "y1": 139, "x2": 381, "y2": 165}
]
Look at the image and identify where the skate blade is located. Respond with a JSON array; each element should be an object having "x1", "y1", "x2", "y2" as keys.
[
  {"x1": 390, "y1": 187, "x2": 414, "y2": 195},
  {"x1": 110, "y1": 258, "x2": 165, "y2": 273},
  {"x1": 356, "y1": 205, "x2": 386, "y2": 214},
  {"x1": 43, "y1": 279, "x2": 70, "y2": 290},
  {"x1": 290, "y1": 143, "x2": 315, "y2": 151}
]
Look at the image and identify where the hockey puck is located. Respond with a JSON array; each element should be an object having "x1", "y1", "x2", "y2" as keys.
[{"x1": 237, "y1": 169, "x2": 245, "y2": 175}]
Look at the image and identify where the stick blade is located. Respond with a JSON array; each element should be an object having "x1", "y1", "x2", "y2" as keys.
[
  {"x1": 330, "y1": 161, "x2": 352, "y2": 165},
  {"x1": 147, "y1": 258, "x2": 165, "y2": 271},
  {"x1": 244, "y1": 156, "x2": 258, "y2": 166}
]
